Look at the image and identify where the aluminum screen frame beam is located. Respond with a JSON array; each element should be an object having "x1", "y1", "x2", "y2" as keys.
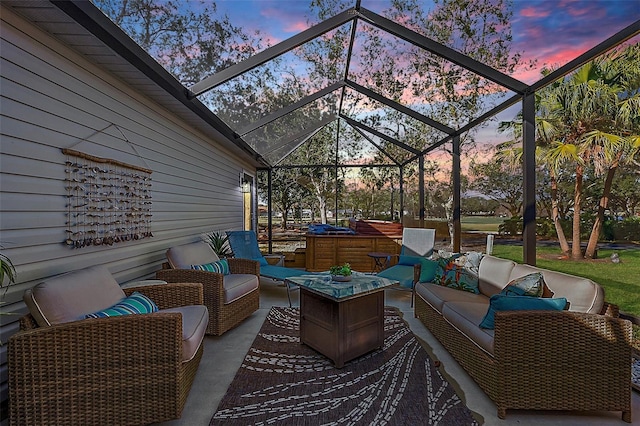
[
  {"x1": 188, "y1": 9, "x2": 357, "y2": 96},
  {"x1": 340, "y1": 115, "x2": 421, "y2": 155},
  {"x1": 350, "y1": 125, "x2": 402, "y2": 166},
  {"x1": 238, "y1": 82, "x2": 345, "y2": 136},
  {"x1": 344, "y1": 79, "x2": 455, "y2": 135},
  {"x1": 356, "y1": 7, "x2": 529, "y2": 95}
]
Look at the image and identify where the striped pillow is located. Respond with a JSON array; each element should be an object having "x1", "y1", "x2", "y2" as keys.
[
  {"x1": 191, "y1": 259, "x2": 230, "y2": 275},
  {"x1": 85, "y1": 292, "x2": 158, "y2": 319}
]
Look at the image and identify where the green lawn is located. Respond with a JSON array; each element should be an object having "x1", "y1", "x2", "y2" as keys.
[
  {"x1": 461, "y1": 216, "x2": 502, "y2": 232},
  {"x1": 492, "y1": 244, "x2": 640, "y2": 317}
]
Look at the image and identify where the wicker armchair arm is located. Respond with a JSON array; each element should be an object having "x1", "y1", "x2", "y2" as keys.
[
  {"x1": 156, "y1": 268, "x2": 225, "y2": 302},
  {"x1": 227, "y1": 257, "x2": 260, "y2": 275},
  {"x1": 123, "y1": 282, "x2": 203, "y2": 309},
  {"x1": 9, "y1": 313, "x2": 183, "y2": 424}
]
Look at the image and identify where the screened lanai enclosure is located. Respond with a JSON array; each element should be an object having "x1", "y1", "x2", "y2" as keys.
[{"x1": 57, "y1": 0, "x2": 640, "y2": 263}]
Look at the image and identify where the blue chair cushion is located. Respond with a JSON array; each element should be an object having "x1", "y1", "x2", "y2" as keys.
[
  {"x1": 398, "y1": 255, "x2": 422, "y2": 266},
  {"x1": 260, "y1": 265, "x2": 309, "y2": 281},
  {"x1": 377, "y1": 264, "x2": 415, "y2": 289}
]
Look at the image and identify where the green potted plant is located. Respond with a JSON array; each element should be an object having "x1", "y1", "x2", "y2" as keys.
[
  {"x1": 203, "y1": 231, "x2": 233, "y2": 258},
  {"x1": 329, "y1": 263, "x2": 352, "y2": 282}
]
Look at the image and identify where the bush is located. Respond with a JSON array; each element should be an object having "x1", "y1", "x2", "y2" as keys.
[
  {"x1": 612, "y1": 217, "x2": 640, "y2": 241},
  {"x1": 498, "y1": 216, "x2": 522, "y2": 236}
]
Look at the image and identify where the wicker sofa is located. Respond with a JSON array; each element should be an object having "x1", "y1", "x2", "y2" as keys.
[
  {"x1": 8, "y1": 265, "x2": 208, "y2": 426},
  {"x1": 414, "y1": 255, "x2": 632, "y2": 422}
]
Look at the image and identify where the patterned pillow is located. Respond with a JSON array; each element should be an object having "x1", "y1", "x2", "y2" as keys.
[
  {"x1": 501, "y1": 272, "x2": 554, "y2": 298},
  {"x1": 479, "y1": 294, "x2": 568, "y2": 329},
  {"x1": 191, "y1": 259, "x2": 230, "y2": 275},
  {"x1": 434, "y1": 253, "x2": 481, "y2": 294},
  {"x1": 85, "y1": 292, "x2": 158, "y2": 319}
]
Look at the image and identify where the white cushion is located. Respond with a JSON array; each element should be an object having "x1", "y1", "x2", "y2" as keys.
[
  {"x1": 161, "y1": 305, "x2": 209, "y2": 362},
  {"x1": 478, "y1": 255, "x2": 516, "y2": 297},
  {"x1": 223, "y1": 274, "x2": 259, "y2": 304},
  {"x1": 509, "y1": 264, "x2": 604, "y2": 314},
  {"x1": 415, "y1": 282, "x2": 487, "y2": 313}
]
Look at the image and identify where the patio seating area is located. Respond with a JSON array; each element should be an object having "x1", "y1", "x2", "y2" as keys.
[
  {"x1": 155, "y1": 278, "x2": 640, "y2": 425},
  {"x1": 1, "y1": 1, "x2": 638, "y2": 423}
]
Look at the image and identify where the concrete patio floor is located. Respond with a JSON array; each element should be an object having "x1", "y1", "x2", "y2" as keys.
[{"x1": 156, "y1": 278, "x2": 639, "y2": 425}]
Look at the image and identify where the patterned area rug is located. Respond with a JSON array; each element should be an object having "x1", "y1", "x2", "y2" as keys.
[{"x1": 210, "y1": 306, "x2": 481, "y2": 425}]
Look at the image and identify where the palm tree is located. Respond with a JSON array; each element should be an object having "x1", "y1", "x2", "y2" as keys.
[{"x1": 536, "y1": 44, "x2": 640, "y2": 259}]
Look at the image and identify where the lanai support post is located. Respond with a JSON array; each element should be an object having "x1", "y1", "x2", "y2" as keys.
[
  {"x1": 267, "y1": 169, "x2": 273, "y2": 253},
  {"x1": 399, "y1": 166, "x2": 404, "y2": 224},
  {"x1": 418, "y1": 155, "x2": 425, "y2": 228},
  {"x1": 452, "y1": 135, "x2": 461, "y2": 253},
  {"x1": 522, "y1": 92, "x2": 536, "y2": 265}
]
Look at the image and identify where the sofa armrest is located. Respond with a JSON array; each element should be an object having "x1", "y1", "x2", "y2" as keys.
[
  {"x1": 494, "y1": 310, "x2": 632, "y2": 411},
  {"x1": 123, "y1": 282, "x2": 203, "y2": 309},
  {"x1": 227, "y1": 257, "x2": 260, "y2": 275},
  {"x1": 9, "y1": 313, "x2": 184, "y2": 423}
]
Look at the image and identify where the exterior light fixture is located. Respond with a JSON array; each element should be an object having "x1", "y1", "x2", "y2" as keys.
[{"x1": 241, "y1": 178, "x2": 251, "y2": 193}]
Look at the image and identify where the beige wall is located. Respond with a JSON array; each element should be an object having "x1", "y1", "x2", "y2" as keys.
[{"x1": 0, "y1": 5, "x2": 255, "y2": 411}]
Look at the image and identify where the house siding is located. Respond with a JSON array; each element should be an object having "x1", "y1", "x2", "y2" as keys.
[{"x1": 0, "y1": 5, "x2": 255, "y2": 415}]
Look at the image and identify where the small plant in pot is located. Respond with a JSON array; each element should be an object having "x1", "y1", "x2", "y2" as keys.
[
  {"x1": 329, "y1": 263, "x2": 352, "y2": 282},
  {"x1": 203, "y1": 231, "x2": 233, "y2": 258}
]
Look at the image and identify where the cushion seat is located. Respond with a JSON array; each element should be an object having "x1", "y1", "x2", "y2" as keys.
[
  {"x1": 442, "y1": 300, "x2": 494, "y2": 356},
  {"x1": 162, "y1": 305, "x2": 209, "y2": 362},
  {"x1": 416, "y1": 282, "x2": 488, "y2": 313},
  {"x1": 223, "y1": 274, "x2": 259, "y2": 304}
]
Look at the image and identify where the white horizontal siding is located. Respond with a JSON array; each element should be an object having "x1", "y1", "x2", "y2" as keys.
[{"x1": 0, "y1": 5, "x2": 255, "y2": 412}]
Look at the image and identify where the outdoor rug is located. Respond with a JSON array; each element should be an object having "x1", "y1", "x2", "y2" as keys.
[{"x1": 210, "y1": 306, "x2": 481, "y2": 425}]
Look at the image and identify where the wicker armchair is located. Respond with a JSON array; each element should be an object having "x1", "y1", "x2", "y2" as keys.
[
  {"x1": 157, "y1": 241, "x2": 260, "y2": 335},
  {"x1": 8, "y1": 266, "x2": 208, "y2": 426}
]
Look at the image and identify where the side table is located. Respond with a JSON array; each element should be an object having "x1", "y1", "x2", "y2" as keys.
[{"x1": 367, "y1": 252, "x2": 392, "y2": 272}]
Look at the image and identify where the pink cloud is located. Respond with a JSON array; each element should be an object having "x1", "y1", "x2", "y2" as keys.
[
  {"x1": 284, "y1": 20, "x2": 310, "y2": 33},
  {"x1": 520, "y1": 7, "x2": 551, "y2": 18}
]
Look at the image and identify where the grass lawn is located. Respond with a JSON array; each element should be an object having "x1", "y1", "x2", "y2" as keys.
[
  {"x1": 461, "y1": 216, "x2": 502, "y2": 233},
  {"x1": 492, "y1": 244, "x2": 640, "y2": 317}
]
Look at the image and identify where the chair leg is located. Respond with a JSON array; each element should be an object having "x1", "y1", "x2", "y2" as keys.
[{"x1": 286, "y1": 282, "x2": 292, "y2": 307}]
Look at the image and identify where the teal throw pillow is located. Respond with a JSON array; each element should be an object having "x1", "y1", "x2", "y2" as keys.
[
  {"x1": 192, "y1": 258, "x2": 230, "y2": 275},
  {"x1": 479, "y1": 294, "x2": 568, "y2": 329},
  {"x1": 85, "y1": 292, "x2": 158, "y2": 319},
  {"x1": 418, "y1": 258, "x2": 439, "y2": 282},
  {"x1": 501, "y1": 272, "x2": 555, "y2": 298},
  {"x1": 434, "y1": 254, "x2": 480, "y2": 294}
]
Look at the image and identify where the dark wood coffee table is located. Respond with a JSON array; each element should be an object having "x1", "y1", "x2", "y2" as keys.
[{"x1": 285, "y1": 273, "x2": 398, "y2": 368}]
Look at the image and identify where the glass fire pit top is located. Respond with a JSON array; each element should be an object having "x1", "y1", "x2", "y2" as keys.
[{"x1": 285, "y1": 272, "x2": 398, "y2": 301}]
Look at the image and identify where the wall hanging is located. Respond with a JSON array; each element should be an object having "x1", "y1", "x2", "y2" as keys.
[{"x1": 62, "y1": 144, "x2": 152, "y2": 249}]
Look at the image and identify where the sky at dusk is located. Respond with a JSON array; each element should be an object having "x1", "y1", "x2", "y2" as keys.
[
  {"x1": 156, "y1": 0, "x2": 639, "y2": 160},
  {"x1": 213, "y1": 0, "x2": 639, "y2": 84}
]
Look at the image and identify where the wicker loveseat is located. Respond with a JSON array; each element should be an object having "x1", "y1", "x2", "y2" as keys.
[
  {"x1": 8, "y1": 265, "x2": 208, "y2": 425},
  {"x1": 414, "y1": 255, "x2": 632, "y2": 422},
  {"x1": 157, "y1": 241, "x2": 260, "y2": 335}
]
